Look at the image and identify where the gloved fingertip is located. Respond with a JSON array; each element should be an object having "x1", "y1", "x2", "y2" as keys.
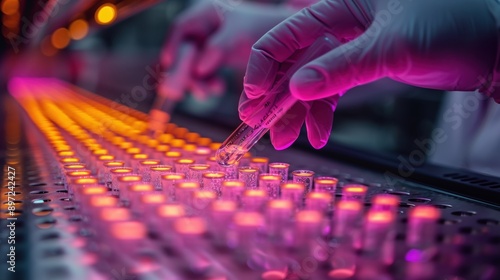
[{"x1": 290, "y1": 68, "x2": 327, "y2": 101}]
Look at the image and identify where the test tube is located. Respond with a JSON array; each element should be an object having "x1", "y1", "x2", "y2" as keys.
[
  {"x1": 109, "y1": 167, "x2": 133, "y2": 194},
  {"x1": 241, "y1": 189, "x2": 268, "y2": 211},
  {"x1": 149, "y1": 165, "x2": 174, "y2": 190},
  {"x1": 329, "y1": 201, "x2": 363, "y2": 278},
  {"x1": 294, "y1": 210, "x2": 324, "y2": 253},
  {"x1": 292, "y1": 170, "x2": 315, "y2": 193},
  {"x1": 86, "y1": 195, "x2": 119, "y2": 220},
  {"x1": 221, "y1": 163, "x2": 239, "y2": 179},
  {"x1": 95, "y1": 154, "x2": 115, "y2": 176},
  {"x1": 127, "y1": 183, "x2": 154, "y2": 207},
  {"x1": 138, "y1": 193, "x2": 167, "y2": 216},
  {"x1": 405, "y1": 206, "x2": 441, "y2": 280},
  {"x1": 77, "y1": 185, "x2": 108, "y2": 207},
  {"x1": 362, "y1": 210, "x2": 396, "y2": 266},
  {"x1": 172, "y1": 217, "x2": 211, "y2": 274},
  {"x1": 201, "y1": 171, "x2": 225, "y2": 195},
  {"x1": 221, "y1": 180, "x2": 245, "y2": 202},
  {"x1": 231, "y1": 212, "x2": 265, "y2": 265},
  {"x1": 280, "y1": 181, "x2": 305, "y2": 208},
  {"x1": 342, "y1": 184, "x2": 368, "y2": 202},
  {"x1": 137, "y1": 159, "x2": 161, "y2": 181},
  {"x1": 69, "y1": 177, "x2": 98, "y2": 196},
  {"x1": 238, "y1": 166, "x2": 259, "y2": 189},
  {"x1": 215, "y1": 35, "x2": 340, "y2": 166},
  {"x1": 116, "y1": 175, "x2": 143, "y2": 203},
  {"x1": 314, "y1": 177, "x2": 338, "y2": 193},
  {"x1": 265, "y1": 199, "x2": 294, "y2": 240},
  {"x1": 209, "y1": 200, "x2": 237, "y2": 247},
  {"x1": 182, "y1": 143, "x2": 197, "y2": 158},
  {"x1": 109, "y1": 221, "x2": 147, "y2": 255},
  {"x1": 206, "y1": 156, "x2": 220, "y2": 171},
  {"x1": 174, "y1": 158, "x2": 195, "y2": 175},
  {"x1": 268, "y1": 162, "x2": 290, "y2": 183},
  {"x1": 250, "y1": 157, "x2": 269, "y2": 173},
  {"x1": 188, "y1": 164, "x2": 210, "y2": 183},
  {"x1": 305, "y1": 192, "x2": 332, "y2": 213},
  {"x1": 65, "y1": 170, "x2": 92, "y2": 187},
  {"x1": 175, "y1": 180, "x2": 200, "y2": 205},
  {"x1": 258, "y1": 173, "x2": 282, "y2": 198},
  {"x1": 190, "y1": 190, "x2": 217, "y2": 216},
  {"x1": 153, "y1": 203, "x2": 185, "y2": 245},
  {"x1": 97, "y1": 207, "x2": 132, "y2": 242},
  {"x1": 170, "y1": 138, "x2": 186, "y2": 152},
  {"x1": 160, "y1": 172, "x2": 186, "y2": 198},
  {"x1": 100, "y1": 161, "x2": 125, "y2": 185}
]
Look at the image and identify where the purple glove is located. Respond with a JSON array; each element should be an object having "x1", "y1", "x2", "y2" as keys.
[{"x1": 242, "y1": 0, "x2": 500, "y2": 150}]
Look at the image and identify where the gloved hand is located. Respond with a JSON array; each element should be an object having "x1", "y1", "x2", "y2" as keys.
[
  {"x1": 159, "y1": 0, "x2": 296, "y2": 100},
  {"x1": 242, "y1": 0, "x2": 499, "y2": 150}
]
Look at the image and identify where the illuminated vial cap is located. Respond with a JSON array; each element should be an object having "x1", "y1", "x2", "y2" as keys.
[
  {"x1": 98, "y1": 155, "x2": 115, "y2": 161},
  {"x1": 183, "y1": 144, "x2": 197, "y2": 152},
  {"x1": 139, "y1": 160, "x2": 161, "y2": 166},
  {"x1": 281, "y1": 182, "x2": 305, "y2": 191},
  {"x1": 64, "y1": 163, "x2": 86, "y2": 170},
  {"x1": 158, "y1": 204, "x2": 185, "y2": 218},
  {"x1": 176, "y1": 181, "x2": 200, "y2": 189},
  {"x1": 73, "y1": 177, "x2": 98, "y2": 185},
  {"x1": 150, "y1": 165, "x2": 173, "y2": 172},
  {"x1": 189, "y1": 164, "x2": 210, "y2": 171},
  {"x1": 67, "y1": 170, "x2": 91, "y2": 177},
  {"x1": 111, "y1": 222, "x2": 146, "y2": 240},
  {"x1": 162, "y1": 173, "x2": 185, "y2": 180},
  {"x1": 343, "y1": 184, "x2": 368, "y2": 194},
  {"x1": 268, "y1": 199, "x2": 293, "y2": 209},
  {"x1": 90, "y1": 196, "x2": 118, "y2": 207},
  {"x1": 259, "y1": 174, "x2": 282, "y2": 181},
  {"x1": 58, "y1": 150, "x2": 75, "y2": 157},
  {"x1": 60, "y1": 157, "x2": 80, "y2": 163},
  {"x1": 141, "y1": 193, "x2": 166, "y2": 204},
  {"x1": 104, "y1": 161, "x2": 125, "y2": 167},
  {"x1": 239, "y1": 166, "x2": 259, "y2": 173},
  {"x1": 202, "y1": 171, "x2": 225, "y2": 179},
  {"x1": 234, "y1": 212, "x2": 264, "y2": 227},
  {"x1": 337, "y1": 200, "x2": 362, "y2": 211},
  {"x1": 292, "y1": 170, "x2": 315, "y2": 177},
  {"x1": 269, "y1": 162, "x2": 290, "y2": 169},
  {"x1": 244, "y1": 189, "x2": 267, "y2": 197},
  {"x1": 132, "y1": 153, "x2": 148, "y2": 160},
  {"x1": 307, "y1": 192, "x2": 332, "y2": 201},
  {"x1": 82, "y1": 186, "x2": 107, "y2": 195},
  {"x1": 410, "y1": 205, "x2": 440, "y2": 220},
  {"x1": 100, "y1": 208, "x2": 131, "y2": 221},
  {"x1": 194, "y1": 147, "x2": 211, "y2": 156},
  {"x1": 174, "y1": 217, "x2": 207, "y2": 235},
  {"x1": 110, "y1": 167, "x2": 133, "y2": 174},
  {"x1": 118, "y1": 175, "x2": 142, "y2": 182},
  {"x1": 130, "y1": 184, "x2": 154, "y2": 192},
  {"x1": 315, "y1": 177, "x2": 338, "y2": 185},
  {"x1": 222, "y1": 180, "x2": 245, "y2": 188},
  {"x1": 166, "y1": 151, "x2": 182, "y2": 158},
  {"x1": 211, "y1": 200, "x2": 237, "y2": 212},
  {"x1": 125, "y1": 147, "x2": 140, "y2": 154},
  {"x1": 176, "y1": 158, "x2": 195, "y2": 165},
  {"x1": 366, "y1": 210, "x2": 394, "y2": 223},
  {"x1": 296, "y1": 210, "x2": 323, "y2": 223}
]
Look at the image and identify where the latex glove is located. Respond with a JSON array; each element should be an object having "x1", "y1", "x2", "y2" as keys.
[
  {"x1": 159, "y1": 0, "x2": 296, "y2": 100},
  {"x1": 242, "y1": 0, "x2": 499, "y2": 150}
]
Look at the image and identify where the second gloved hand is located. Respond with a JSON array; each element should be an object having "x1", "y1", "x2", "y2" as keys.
[{"x1": 242, "y1": 0, "x2": 499, "y2": 150}]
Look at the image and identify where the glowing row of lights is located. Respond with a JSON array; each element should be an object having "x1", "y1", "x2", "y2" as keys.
[
  {"x1": 1, "y1": 0, "x2": 20, "y2": 37},
  {"x1": 43, "y1": 3, "x2": 117, "y2": 54}
]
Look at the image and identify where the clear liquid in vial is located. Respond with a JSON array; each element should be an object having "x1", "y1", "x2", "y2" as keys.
[{"x1": 215, "y1": 145, "x2": 248, "y2": 167}]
